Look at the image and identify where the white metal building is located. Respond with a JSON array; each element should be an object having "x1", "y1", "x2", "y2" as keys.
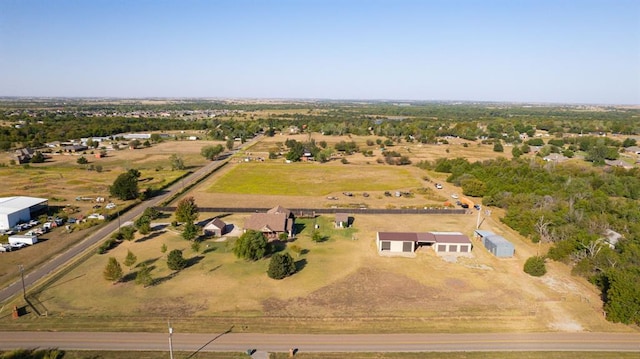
[{"x1": 0, "y1": 196, "x2": 48, "y2": 230}]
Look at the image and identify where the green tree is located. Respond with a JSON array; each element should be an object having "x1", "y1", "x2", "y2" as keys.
[
  {"x1": 77, "y1": 156, "x2": 88, "y2": 165},
  {"x1": 161, "y1": 243, "x2": 168, "y2": 254},
  {"x1": 120, "y1": 225, "x2": 137, "y2": 241},
  {"x1": 167, "y1": 249, "x2": 187, "y2": 271},
  {"x1": 135, "y1": 215, "x2": 151, "y2": 235},
  {"x1": 233, "y1": 230, "x2": 269, "y2": 261},
  {"x1": 311, "y1": 230, "x2": 324, "y2": 243},
  {"x1": 511, "y1": 146, "x2": 523, "y2": 158},
  {"x1": 603, "y1": 269, "x2": 640, "y2": 325},
  {"x1": 201, "y1": 144, "x2": 224, "y2": 160},
  {"x1": 267, "y1": 252, "x2": 297, "y2": 279},
  {"x1": 169, "y1": 154, "x2": 185, "y2": 170},
  {"x1": 175, "y1": 196, "x2": 199, "y2": 223},
  {"x1": 143, "y1": 207, "x2": 161, "y2": 220},
  {"x1": 30, "y1": 151, "x2": 45, "y2": 163},
  {"x1": 124, "y1": 250, "x2": 137, "y2": 270},
  {"x1": 226, "y1": 138, "x2": 235, "y2": 150},
  {"x1": 182, "y1": 220, "x2": 198, "y2": 241},
  {"x1": 103, "y1": 257, "x2": 123, "y2": 283},
  {"x1": 191, "y1": 240, "x2": 201, "y2": 253},
  {"x1": 135, "y1": 263, "x2": 154, "y2": 287},
  {"x1": 524, "y1": 256, "x2": 547, "y2": 277},
  {"x1": 461, "y1": 178, "x2": 487, "y2": 197},
  {"x1": 109, "y1": 171, "x2": 139, "y2": 200},
  {"x1": 493, "y1": 141, "x2": 504, "y2": 153}
]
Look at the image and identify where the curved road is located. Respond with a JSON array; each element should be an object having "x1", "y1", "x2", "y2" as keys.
[
  {"x1": 0, "y1": 137, "x2": 259, "y2": 304},
  {"x1": 0, "y1": 332, "x2": 639, "y2": 352}
]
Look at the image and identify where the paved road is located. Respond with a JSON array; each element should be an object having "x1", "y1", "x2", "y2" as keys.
[
  {"x1": 0, "y1": 137, "x2": 259, "y2": 304},
  {"x1": 0, "y1": 331, "x2": 639, "y2": 352}
]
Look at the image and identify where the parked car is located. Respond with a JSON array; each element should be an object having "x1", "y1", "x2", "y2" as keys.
[
  {"x1": 474, "y1": 204, "x2": 481, "y2": 210},
  {"x1": 435, "y1": 183, "x2": 443, "y2": 189},
  {"x1": 105, "y1": 203, "x2": 116, "y2": 209},
  {"x1": 451, "y1": 194, "x2": 459, "y2": 199},
  {"x1": 10, "y1": 242, "x2": 27, "y2": 250},
  {"x1": 0, "y1": 244, "x2": 12, "y2": 252}
]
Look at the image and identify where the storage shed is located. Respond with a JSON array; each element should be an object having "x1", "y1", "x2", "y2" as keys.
[
  {"x1": 203, "y1": 217, "x2": 227, "y2": 237},
  {"x1": 475, "y1": 230, "x2": 514, "y2": 257}
]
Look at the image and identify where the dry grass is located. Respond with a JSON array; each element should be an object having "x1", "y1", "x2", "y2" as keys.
[{"x1": 0, "y1": 136, "x2": 631, "y2": 336}]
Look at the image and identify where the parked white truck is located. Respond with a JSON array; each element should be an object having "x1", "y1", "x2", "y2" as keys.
[{"x1": 8, "y1": 234, "x2": 38, "y2": 246}]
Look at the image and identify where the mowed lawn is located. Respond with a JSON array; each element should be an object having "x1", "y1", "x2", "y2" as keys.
[{"x1": 207, "y1": 162, "x2": 421, "y2": 196}]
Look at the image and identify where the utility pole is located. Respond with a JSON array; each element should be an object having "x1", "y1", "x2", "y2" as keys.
[
  {"x1": 168, "y1": 320, "x2": 174, "y2": 359},
  {"x1": 18, "y1": 265, "x2": 26, "y2": 299}
]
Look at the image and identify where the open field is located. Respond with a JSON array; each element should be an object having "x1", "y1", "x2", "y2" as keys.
[
  {"x1": 1, "y1": 207, "x2": 628, "y2": 334},
  {"x1": 1, "y1": 352, "x2": 636, "y2": 359},
  {"x1": 1, "y1": 135, "x2": 636, "y2": 336},
  {"x1": 0, "y1": 139, "x2": 217, "y2": 288}
]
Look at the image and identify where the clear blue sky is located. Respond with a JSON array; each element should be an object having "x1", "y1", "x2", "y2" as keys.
[{"x1": 1, "y1": 0, "x2": 639, "y2": 104}]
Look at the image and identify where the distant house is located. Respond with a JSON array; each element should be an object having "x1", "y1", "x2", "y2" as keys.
[
  {"x1": 14, "y1": 148, "x2": 35, "y2": 163},
  {"x1": 602, "y1": 229, "x2": 623, "y2": 249},
  {"x1": 244, "y1": 205, "x2": 295, "y2": 239},
  {"x1": 335, "y1": 213, "x2": 351, "y2": 228},
  {"x1": 376, "y1": 231, "x2": 472, "y2": 255},
  {"x1": 203, "y1": 217, "x2": 227, "y2": 237},
  {"x1": 624, "y1": 146, "x2": 640, "y2": 155},
  {"x1": 63, "y1": 144, "x2": 88, "y2": 153},
  {"x1": 605, "y1": 159, "x2": 633, "y2": 169}
]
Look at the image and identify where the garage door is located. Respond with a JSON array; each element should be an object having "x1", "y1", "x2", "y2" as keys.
[
  {"x1": 460, "y1": 245, "x2": 469, "y2": 252},
  {"x1": 402, "y1": 241, "x2": 413, "y2": 252},
  {"x1": 437, "y1": 244, "x2": 446, "y2": 252},
  {"x1": 381, "y1": 241, "x2": 391, "y2": 251},
  {"x1": 449, "y1": 245, "x2": 458, "y2": 252}
]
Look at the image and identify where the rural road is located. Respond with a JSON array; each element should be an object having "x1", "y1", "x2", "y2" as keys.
[
  {"x1": 0, "y1": 137, "x2": 260, "y2": 304},
  {"x1": 0, "y1": 331, "x2": 639, "y2": 352}
]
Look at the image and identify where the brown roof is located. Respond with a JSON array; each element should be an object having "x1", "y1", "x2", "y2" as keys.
[
  {"x1": 204, "y1": 217, "x2": 226, "y2": 230},
  {"x1": 377, "y1": 232, "x2": 436, "y2": 243},
  {"x1": 244, "y1": 212, "x2": 292, "y2": 233},
  {"x1": 432, "y1": 232, "x2": 471, "y2": 244},
  {"x1": 378, "y1": 232, "x2": 468, "y2": 244},
  {"x1": 335, "y1": 213, "x2": 350, "y2": 223},
  {"x1": 267, "y1": 205, "x2": 293, "y2": 218}
]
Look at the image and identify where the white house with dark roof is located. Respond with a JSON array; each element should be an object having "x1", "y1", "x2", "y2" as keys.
[{"x1": 203, "y1": 217, "x2": 227, "y2": 237}]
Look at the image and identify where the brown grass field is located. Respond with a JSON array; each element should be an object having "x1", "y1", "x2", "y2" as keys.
[{"x1": 1, "y1": 135, "x2": 637, "y2": 337}]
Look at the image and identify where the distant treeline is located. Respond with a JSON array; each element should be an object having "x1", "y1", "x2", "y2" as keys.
[{"x1": 1, "y1": 102, "x2": 639, "y2": 151}]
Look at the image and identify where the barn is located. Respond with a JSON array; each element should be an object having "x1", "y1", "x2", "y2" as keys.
[
  {"x1": 0, "y1": 196, "x2": 48, "y2": 231},
  {"x1": 475, "y1": 230, "x2": 514, "y2": 257},
  {"x1": 432, "y1": 232, "x2": 473, "y2": 254}
]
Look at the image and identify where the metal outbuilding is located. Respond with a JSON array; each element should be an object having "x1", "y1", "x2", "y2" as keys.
[
  {"x1": 0, "y1": 196, "x2": 48, "y2": 230},
  {"x1": 475, "y1": 230, "x2": 514, "y2": 257}
]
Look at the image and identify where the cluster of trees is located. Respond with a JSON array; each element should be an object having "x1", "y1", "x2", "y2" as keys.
[
  {"x1": 420, "y1": 156, "x2": 640, "y2": 325},
  {"x1": 109, "y1": 169, "x2": 141, "y2": 200},
  {"x1": 233, "y1": 230, "x2": 297, "y2": 280}
]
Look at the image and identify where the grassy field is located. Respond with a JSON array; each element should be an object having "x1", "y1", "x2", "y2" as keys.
[
  {"x1": 1, "y1": 135, "x2": 634, "y2": 337},
  {"x1": 4, "y1": 351, "x2": 633, "y2": 359},
  {"x1": 207, "y1": 162, "x2": 421, "y2": 196}
]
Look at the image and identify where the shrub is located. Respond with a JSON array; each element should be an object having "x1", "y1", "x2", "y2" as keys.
[
  {"x1": 167, "y1": 249, "x2": 187, "y2": 271},
  {"x1": 524, "y1": 256, "x2": 547, "y2": 277},
  {"x1": 267, "y1": 253, "x2": 296, "y2": 279}
]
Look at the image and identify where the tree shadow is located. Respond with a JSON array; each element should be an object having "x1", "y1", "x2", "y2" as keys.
[
  {"x1": 137, "y1": 257, "x2": 159, "y2": 267},
  {"x1": 184, "y1": 326, "x2": 234, "y2": 359},
  {"x1": 295, "y1": 258, "x2": 307, "y2": 272},
  {"x1": 209, "y1": 264, "x2": 222, "y2": 272},
  {"x1": 186, "y1": 255, "x2": 204, "y2": 268},
  {"x1": 293, "y1": 222, "x2": 306, "y2": 235},
  {"x1": 203, "y1": 245, "x2": 217, "y2": 254},
  {"x1": 269, "y1": 240, "x2": 287, "y2": 254},
  {"x1": 135, "y1": 230, "x2": 165, "y2": 243},
  {"x1": 300, "y1": 249, "x2": 310, "y2": 255},
  {"x1": 151, "y1": 271, "x2": 179, "y2": 286}
]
